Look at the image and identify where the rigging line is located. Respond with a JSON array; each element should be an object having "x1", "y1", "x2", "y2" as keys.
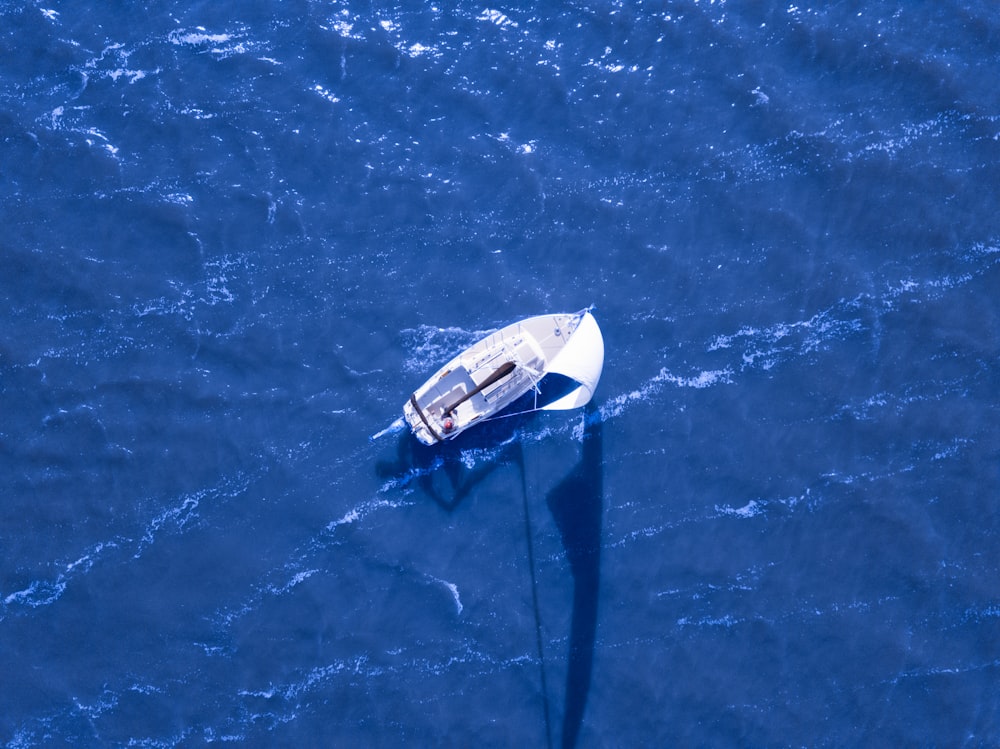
[
  {"x1": 518, "y1": 440, "x2": 553, "y2": 749},
  {"x1": 481, "y1": 404, "x2": 545, "y2": 424}
]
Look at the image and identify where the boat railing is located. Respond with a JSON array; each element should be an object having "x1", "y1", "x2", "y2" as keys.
[
  {"x1": 467, "y1": 338, "x2": 518, "y2": 373},
  {"x1": 483, "y1": 375, "x2": 522, "y2": 404}
]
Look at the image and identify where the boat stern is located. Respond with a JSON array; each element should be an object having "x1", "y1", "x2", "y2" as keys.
[{"x1": 403, "y1": 395, "x2": 443, "y2": 446}]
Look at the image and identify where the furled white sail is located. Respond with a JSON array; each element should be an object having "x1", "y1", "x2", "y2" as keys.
[{"x1": 540, "y1": 311, "x2": 605, "y2": 411}]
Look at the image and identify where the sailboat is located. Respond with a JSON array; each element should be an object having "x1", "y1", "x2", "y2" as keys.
[{"x1": 395, "y1": 308, "x2": 605, "y2": 445}]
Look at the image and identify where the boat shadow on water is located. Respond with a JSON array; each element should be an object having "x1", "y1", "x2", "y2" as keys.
[
  {"x1": 374, "y1": 409, "x2": 526, "y2": 509},
  {"x1": 374, "y1": 403, "x2": 604, "y2": 749}
]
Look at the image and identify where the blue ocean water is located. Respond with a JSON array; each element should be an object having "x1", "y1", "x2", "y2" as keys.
[{"x1": 2, "y1": 1, "x2": 999, "y2": 745}]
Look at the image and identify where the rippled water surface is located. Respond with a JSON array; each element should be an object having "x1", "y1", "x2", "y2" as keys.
[{"x1": 2, "y1": 2, "x2": 999, "y2": 746}]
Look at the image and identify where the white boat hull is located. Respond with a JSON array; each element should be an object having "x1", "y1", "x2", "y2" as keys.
[{"x1": 402, "y1": 310, "x2": 604, "y2": 445}]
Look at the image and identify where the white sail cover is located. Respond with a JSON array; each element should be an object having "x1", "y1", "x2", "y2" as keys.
[{"x1": 540, "y1": 311, "x2": 605, "y2": 411}]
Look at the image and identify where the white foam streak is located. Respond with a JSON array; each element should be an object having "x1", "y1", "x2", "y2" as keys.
[
  {"x1": 478, "y1": 9, "x2": 518, "y2": 28},
  {"x1": 600, "y1": 366, "x2": 732, "y2": 421},
  {"x1": 609, "y1": 489, "x2": 816, "y2": 551},
  {"x1": 2, "y1": 540, "x2": 119, "y2": 615},
  {"x1": 676, "y1": 614, "x2": 743, "y2": 628},
  {"x1": 886, "y1": 657, "x2": 1000, "y2": 686},
  {"x1": 327, "y1": 497, "x2": 409, "y2": 530},
  {"x1": 1, "y1": 474, "x2": 250, "y2": 616},
  {"x1": 708, "y1": 306, "x2": 864, "y2": 366},
  {"x1": 268, "y1": 569, "x2": 318, "y2": 597},
  {"x1": 167, "y1": 27, "x2": 258, "y2": 59},
  {"x1": 240, "y1": 641, "x2": 531, "y2": 710},
  {"x1": 169, "y1": 30, "x2": 235, "y2": 47},
  {"x1": 214, "y1": 482, "x2": 416, "y2": 631},
  {"x1": 716, "y1": 500, "x2": 764, "y2": 518},
  {"x1": 426, "y1": 575, "x2": 463, "y2": 615}
]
